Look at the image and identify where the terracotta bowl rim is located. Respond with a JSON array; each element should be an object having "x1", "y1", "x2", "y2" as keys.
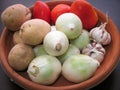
[{"x1": 0, "y1": 0, "x2": 120, "y2": 90}]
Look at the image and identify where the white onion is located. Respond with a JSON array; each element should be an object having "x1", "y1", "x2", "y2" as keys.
[
  {"x1": 62, "y1": 54, "x2": 99, "y2": 83},
  {"x1": 27, "y1": 55, "x2": 61, "y2": 85},
  {"x1": 56, "y1": 13, "x2": 82, "y2": 39},
  {"x1": 43, "y1": 31, "x2": 69, "y2": 56}
]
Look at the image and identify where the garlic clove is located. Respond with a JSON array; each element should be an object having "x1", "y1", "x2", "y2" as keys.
[
  {"x1": 82, "y1": 42, "x2": 106, "y2": 63},
  {"x1": 89, "y1": 23, "x2": 111, "y2": 45}
]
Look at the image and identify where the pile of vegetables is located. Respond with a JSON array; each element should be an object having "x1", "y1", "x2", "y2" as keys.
[{"x1": 1, "y1": 0, "x2": 111, "y2": 85}]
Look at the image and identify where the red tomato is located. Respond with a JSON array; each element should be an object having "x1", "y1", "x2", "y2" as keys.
[
  {"x1": 33, "y1": 1, "x2": 51, "y2": 23},
  {"x1": 51, "y1": 4, "x2": 70, "y2": 24},
  {"x1": 71, "y1": 0, "x2": 98, "y2": 30}
]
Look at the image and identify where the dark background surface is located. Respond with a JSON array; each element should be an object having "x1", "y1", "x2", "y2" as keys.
[{"x1": 0, "y1": 0, "x2": 120, "y2": 90}]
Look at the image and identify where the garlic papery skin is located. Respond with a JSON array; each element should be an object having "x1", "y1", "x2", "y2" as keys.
[
  {"x1": 82, "y1": 42, "x2": 106, "y2": 63},
  {"x1": 89, "y1": 23, "x2": 111, "y2": 45}
]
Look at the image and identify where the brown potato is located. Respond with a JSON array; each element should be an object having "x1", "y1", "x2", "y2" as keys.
[
  {"x1": 20, "y1": 19, "x2": 51, "y2": 45},
  {"x1": 1, "y1": 4, "x2": 32, "y2": 31},
  {"x1": 8, "y1": 43, "x2": 35, "y2": 71},
  {"x1": 13, "y1": 31, "x2": 24, "y2": 44}
]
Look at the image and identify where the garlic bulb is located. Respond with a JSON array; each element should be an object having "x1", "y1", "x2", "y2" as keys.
[
  {"x1": 89, "y1": 23, "x2": 111, "y2": 45},
  {"x1": 82, "y1": 42, "x2": 106, "y2": 63}
]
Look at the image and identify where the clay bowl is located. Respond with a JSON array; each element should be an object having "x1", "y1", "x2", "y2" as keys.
[{"x1": 0, "y1": 0, "x2": 120, "y2": 90}]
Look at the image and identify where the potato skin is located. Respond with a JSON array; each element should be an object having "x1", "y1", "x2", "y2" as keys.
[
  {"x1": 1, "y1": 4, "x2": 32, "y2": 31},
  {"x1": 8, "y1": 43, "x2": 35, "y2": 71},
  {"x1": 13, "y1": 31, "x2": 24, "y2": 45},
  {"x1": 20, "y1": 19, "x2": 51, "y2": 45}
]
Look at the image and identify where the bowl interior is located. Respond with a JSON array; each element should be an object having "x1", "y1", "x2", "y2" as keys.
[{"x1": 0, "y1": 1, "x2": 120, "y2": 90}]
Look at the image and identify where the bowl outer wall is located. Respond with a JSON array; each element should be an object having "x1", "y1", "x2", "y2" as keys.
[{"x1": 0, "y1": 0, "x2": 120, "y2": 90}]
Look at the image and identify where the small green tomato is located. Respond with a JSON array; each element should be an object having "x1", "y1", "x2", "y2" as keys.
[
  {"x1": 33, "y1": 45, "x2": 47, "y2": 57},
  {"x1": 70, "y1": 30, "x2": 90, "y2": 50},
  {"x1": 58, "y1": 44, "x2": 80, "y2": 64}
]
